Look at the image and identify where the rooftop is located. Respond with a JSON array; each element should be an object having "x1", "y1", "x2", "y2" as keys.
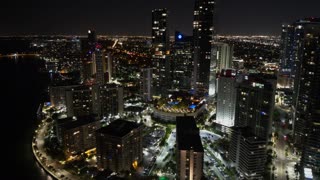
[
  {"x1": 96, "y1": 119, "x2": 142, "y2": 137},
  {"x1": 176, "y1": 116, "x2": 204, "y2": 152},
  {"x1": 57, "y1": 114, "x2": 99, "y2": 130}
]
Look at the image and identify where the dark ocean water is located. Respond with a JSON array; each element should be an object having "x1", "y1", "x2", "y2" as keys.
[{"x1": 2, "y1": 56, "x2": 51, "y2": 179}]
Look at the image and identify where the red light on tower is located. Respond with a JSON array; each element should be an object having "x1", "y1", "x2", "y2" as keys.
[{"x1": 95, "y1": 43, "x2": 102, "y2": 50}]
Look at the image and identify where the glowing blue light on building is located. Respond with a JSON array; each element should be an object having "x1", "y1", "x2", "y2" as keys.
[
  {"x1": 178, "y1": 34, "x2": 183, "y2": 39},
  {"x1": 189, "y1": 104, "x2": 196, "y2": 109}
]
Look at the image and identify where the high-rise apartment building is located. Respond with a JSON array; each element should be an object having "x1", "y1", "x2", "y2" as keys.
[
  {"x1": 279, "y1": 24, "x2": 295, "y2": 76},
  {"x1": 192, "y1": 0, "x2": 215, "y2": 90},
  {"x1": 96, "y1": 83, "x2": 124, "y2": 116},
  {"x1": 93, "y1": 44, "x2": 105, "y2": 85},
  {"x1": 230, "y1": 128, "x2": 267, "y2": 180},
  {"x1": 176, "y1": 116, "x2": 204, "y2": 180},
  {"x1": 66, "y1": 85, "x2": 93, "y2": 117},
  {"x1": 55, "y1": 114, "x2": 101, "y2": 157},
  {"x1": 235, "y1": 76, "x2": 275, "y2": 139},
  {"x1": 140, "y1": 68, "x2": 153, "y2": 102},
  {"x1": 229, "y1": 75, "x2": 275, "y2": 179},
  {"x1": 96, "y1": 120, "x2": 144, "y2": 172},
  {"x1": 290, "y1": 18, "x2": 320, "y2": 174},
  {"x1": 210, "y1": 42, "x2": 233, "y2": 96},
  {"x1": 152, "y1": 8, "x2": 170, "y2": 96},
  {"x1": 216, "y1": 69, "x2": 237, "y2": 128}
]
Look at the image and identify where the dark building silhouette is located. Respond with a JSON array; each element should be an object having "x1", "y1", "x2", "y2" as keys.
[
  {"x1": 192, "y1": 0, "x2": 215, "y2": 91},
  {"x1": 171, "y1": 31, "x2": 193, "y2": 90},
  {"x1": 176, "y1": 116, "x2": 204, "y2": 180},
  {"x1": 151, "y1": 8, "x2": 170, "y2": 97},
  {"x1": 290, "y1": 18, "x2": 320, "y2": 174}
]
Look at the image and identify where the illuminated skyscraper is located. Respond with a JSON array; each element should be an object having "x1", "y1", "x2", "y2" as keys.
[
  {"x1": 229, "y1": 75, "x2": 275, "y2": 179},
  {"x1": 235, "y1": 76, "x2": 275, "y2": 139},
  {"x1": 290, "y1": 18, "x2": 320, "y2": 174},
  {"x1": 210, "y1": 42, "x2": 233, "y2": 95},
  {"x1": 171, "y1": 31, "x2": 193, "y2": 90},
  {"x1": 216, "y1": 69, "x2": 237, "y2": 128},
  {"x1": 279, "y1": 24, "x2": 295, "y2": 76},
  {"x1": 151, "y1": 8, "x2": 170, "y2": 96},
  {"x1": 192, "y1": 0, "x2": 215, "y2": 90}
]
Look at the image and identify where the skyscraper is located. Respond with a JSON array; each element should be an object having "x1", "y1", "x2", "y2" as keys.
[
  {"x1": 96, "y1": 120, "x2": 143, "y2": 172},
  {"x1": 171, "y1": 31, "x2": 193, "y2": 90},
  {"x1": 140, "y1": 68, "x2": 153, "y2": 102},
  {"x1": 192, "y1": 0, "x2": 215, "y2": 91},
  {"x1": 229, "y1": 75, "x2": 275, "y2": 179},
  {"x1": 93, "y1": 44, "x2": 105, "y2": 85},
  {"x1": 176, "y1": 116, "x2": 204, "y2": 180},
  {"x1": 290, "y1": 18, "x2": 320, "y2": 174},
  {"x1": 235, "y1": 76, "x2": 275, "y2": 139},
  {"x1": 82, "y1": 29, "x2": 97, "y2": 83},
  {"x1": 151, "y1": 8, "x2": 170, "y2": 96},
  {"x1": 279, "y1": 24, "x2": 295, "y2": 77},
  {"x1": 210, "y1": 42, "x2": 233, "y2": 96},
  {"x1": 216, "y1": 69, "x2": 237, "y2": 128}
]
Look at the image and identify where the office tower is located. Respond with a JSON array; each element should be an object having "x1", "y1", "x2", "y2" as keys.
[
  {"x1": 176, "y1": 116, "x2": 204, "y2": 180},
  {"x1": 140, "y1": 68, "x2": 153, "y2": 102},
  {"x1": 216, "y1": 69, "x2": 237, "y2": 128},
  {"x1": 55, "y1": 115, "x2": 101, "y2": 157},
  {"x1": 66, "y1": 85, "x2": 93, "y2": 117},
  {"x1": 171, "y1": 31, "x2": 193, "y2": 90},
  {"x1": 93, "y1": 44, "x2": 105, "y2": 85},
  {"x1": 235, "y1": 76, "x2": 275, "y2": 139},
  {"x1": 96, "y1": 120, "x2": 144, "y2": 172},
  {"x1": 290, "y1": 18, "x2": 320, "y2": 174},
  {"x1": 192, "y1": 0, "x2": 215, "y2": 90},
  {"x1": 210, "y1": 42, "x2": 233, "y2": 95},
  {"x1": 229, "y1": 128, "x2": 267, "y2": 180},
  {"x1": 151, "y1": 8, "x2": 170, "y2": 96}
]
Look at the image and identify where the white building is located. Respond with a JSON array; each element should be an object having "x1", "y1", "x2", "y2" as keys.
[{"x1": 216, "y1": 69, "x2": 237, "y2": 127}]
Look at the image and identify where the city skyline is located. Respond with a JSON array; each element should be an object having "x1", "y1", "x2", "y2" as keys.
[{"x1": 1, "y1": 0, "x2": 320, "y2": 36}]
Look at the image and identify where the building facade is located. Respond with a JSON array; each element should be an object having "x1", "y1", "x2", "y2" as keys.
[
  {"x1": 290, "y1": 18, "x2": 320, "y2": 174},
  {"x1": 216, "y1": 69, "x2": 237, "y2": 127},
  {"x1": 55, "y1": 115, "x2": 101, "y2": 157},
  {"x1": 140, "y1": 68, "x2": 153, "y2": 102},
  {"x1": 171, "y1": 31, "x2": 193, "y2": 90},
  {"x1": 192, "y1": 0, "x2": 215, "y2": 91},
  {"x1": 96, "y1": 120, "x2": 143, "y2": 172},
  {"x1": 176, "y1": 116, "x2": 204, "y2": 180},
  {"x1": 210, "y1": 42, "x2": 233, "y2": 96},
  {"x1": 152, "y1": 8, "x2": 170, "y2": 97}
]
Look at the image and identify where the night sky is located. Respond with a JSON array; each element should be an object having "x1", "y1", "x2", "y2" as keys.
[{"x1": 1, "y1": 0, "x2": 320, "y2": 36}]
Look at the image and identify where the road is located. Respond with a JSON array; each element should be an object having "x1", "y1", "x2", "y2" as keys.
[
  {"x1": 33, "y1": 119, "x2": 80, "y2": 180},
  {"x1": 273, "y1": 106, "x2": 299, "y2": 180}
]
